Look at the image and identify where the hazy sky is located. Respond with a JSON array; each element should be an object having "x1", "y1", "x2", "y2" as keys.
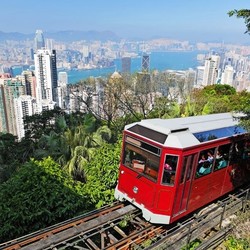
[{"x1": 1, "y1": 0, "x2": 249, "y2": 43}]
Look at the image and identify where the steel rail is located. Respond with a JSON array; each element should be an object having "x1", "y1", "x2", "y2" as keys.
[
  {"x1": 1, "y1": 185, "x2": 249, "y2": 250},
  {"x1": 0, "y1": 202, "x2": 125, "y2": 250}
]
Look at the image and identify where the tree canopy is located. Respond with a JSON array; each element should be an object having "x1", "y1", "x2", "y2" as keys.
[
  {"x1": 228, "y1": 9, "x2": 250, "y2": 34},
  {"x1": 0, "y1": 157, "x2": 88, "y2": 243}
]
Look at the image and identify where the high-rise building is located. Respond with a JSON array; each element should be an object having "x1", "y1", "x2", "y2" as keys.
[
  {"x1": 34, "y1": 30, "x2": 45, "y2": 51},
  {"x1": 0, "y1": 83, "x2": 7, "y2": 133},
  {"x1": 21, "y1": 70, "x2": 36, "y2": 98},
  {"x1": 58, "y1": 72, "x2": 68, "y2": 87},
  {"x1": 202, "y1": 55, "x2": 220, "y2": 86},
  {"x1": 221, "y1": 65, "x2": 234, "y2": 86},
  {"x1": 142, "y1": 54, "x2": 150, "y2": 72},
  {"x1": 121, "y1": 57, "x2": 131, "y2": 73},
  {"x1": 46, "y1": 39, "x2": 54, "y2": 51},
  {"x1": 0, "y1": 79, "x2": 25, "y2": 136},
  {"x1": 211, "y1": 55, "x2": 220, "y2": 70},
  {"x1": 57, "y1": 72, "x2": 68, "y2": 109},
  {"x1": 196, "y1": 66, "x2": 205, "y2": 87},
  {"x1": 34, "y1": 49, "x2": 58, "y2": 112},
  {"x1": 14, "y1": 95, "x2": 36, "y2": 140},
  {"x1": 82, "y1": 45, "x2": 89, "y2": 63}
]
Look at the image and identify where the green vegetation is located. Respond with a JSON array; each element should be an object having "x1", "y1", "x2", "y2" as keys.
[
  {"x1": 0, "y1": 81, "x2": 249, "y2": 243},
  {"x1": 223, "y1": 8, "x2": 250, "y2": 249},
  {"x1": 82, "y1": 139, "x2": 121, "y2": 208},
  {"x1": 223, "y1": 204, "x2": 250, "y2": 250},
  {"x1": 0, "y1": 157, "x2": 87, "y2": 241},
  {"x1": 181, "y1": 239, "x2": 201, "y2": 250},
  {"x1": 228, "y1": 9, "x2": 250, "y2": 34},
  {"x1": 224, "y1": 237, "x2": 250, "y2": 250},
  {"x1": 227, "y1": 8, "x2": 250, "y2": 129}
]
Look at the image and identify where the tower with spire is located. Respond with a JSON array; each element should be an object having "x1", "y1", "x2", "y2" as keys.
[{"x1": 34, "y1": 30, "x2": 45, "y2": 51}]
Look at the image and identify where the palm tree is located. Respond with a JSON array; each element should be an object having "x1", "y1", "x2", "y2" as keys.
[
  {"x1": 34, "y1": 131, "x2": 70, "y2": 162},
  {"x1": 63, "y1": 124, "x2": 112, "y2": 182}
]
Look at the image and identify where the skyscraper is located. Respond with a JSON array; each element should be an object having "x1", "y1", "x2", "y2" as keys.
[
  {"x1": 121, "y1": 57, "x2": 131, "y2": 73},
  {"x1": 0, "y1": 79, "x2": 25, "y2": 136},
  {"x1": 21, "y1": 70, "x2": 36, "y2": 98},
  {"x1": 142, "y1": 54, "x2": 150, "y2": 72},
  {"x1": 34, "y1": 30, "x2": 45, "y2": 51},
  {"x1": 196, "y1": 66, "x2": 205, "y2": 87},
  {"x1": 202, "y1": 55, "x2": 220, "y2": 86},
  {"x1": 34, "y1": 49, "x2": 58, "y2": 111},
  {"x1": 221, "y1": 65, "x2": 234, "y2": 86},
  {"x1": 57, "y1": 72, "x2": 68, "y2": 109},
  {"x1": 14, "y1": 95, "x2": 36, "y2": 140}
]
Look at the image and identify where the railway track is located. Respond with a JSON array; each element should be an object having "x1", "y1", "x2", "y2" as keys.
[
  {"x1": 1, "y1": 186, "x2": 249, "y2": 250},
  {"x1": 0, "y1": 202, "x2": 129, "y2": 250},
  {"x1": 0, "y1": 201, "x2": 165, "y2": 250}
]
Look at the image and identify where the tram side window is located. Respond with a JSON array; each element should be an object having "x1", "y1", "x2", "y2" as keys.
[
  {"x1": 196, "y1": 148, "x2": 215, "y2": 178},
  {"x1": 214, "y1": 144, "x2": 230, "y2": 171},
  {"x1": 162, "y1": 155, "x2": 178, "y2": 185}
]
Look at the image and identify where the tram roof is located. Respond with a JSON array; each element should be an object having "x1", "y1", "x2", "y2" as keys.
[{"x1": 125, "y1": 113, "x2": 246, "y2": 148}]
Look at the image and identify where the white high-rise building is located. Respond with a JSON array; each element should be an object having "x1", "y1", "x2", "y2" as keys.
[
  {"x1": 221, "y1": 65, "x2": 234, "y2": 86},
  {"x1": 82, "y1": 45, "x2": 89, "y2": 58},
  {"x1": 14, "y1": 95, "x2": 36, "y2": 140},
  {"x1": 196, "y1": 66, "x2": 205, "y2": 87},
  {"x1": 58, "y1": 72, "x2": 68, "y2": 87},
  {"x1": 57, "y1": 72, "x2": 68, "y2": 109},
  {"x1": 34, "y1": 49, "x2": 57, "y2": 112},
  {"x1": 211, "y1": 55, "x2": 220, "y2": 69},
  {"x1": 202, "y1": 55, "x2": 220, "y2": 86}
]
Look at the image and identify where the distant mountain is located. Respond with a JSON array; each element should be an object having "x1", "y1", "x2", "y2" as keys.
[
  {"x1": 0, "y1": 31, "x2": 33, "y2": 41},
  {"x1": 0, "y1": 30, "x2": 120, "y2": 42}
]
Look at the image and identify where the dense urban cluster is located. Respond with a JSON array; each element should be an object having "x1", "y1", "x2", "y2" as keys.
[{"x1": 0, "y1": 30, "x2": 250, "y2": 141}]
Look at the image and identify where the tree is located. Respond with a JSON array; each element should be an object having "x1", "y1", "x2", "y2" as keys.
[
  {"x1": 34, "y1": 130, "x2": 70, "y2": 162},
  {"x1": 63, "y1": 114, "x2": 112, "y2": 182},
  {"x1": 0, "y1": 133, "x2": 19, "y2": 183},
  {"x1": 0, "y1": 157, "x2": 88, "y2": 243},
  {"x1": 228, "y1": 9, "x2": 250, "y2": 34},
  {"x1": 186, "y1": 85, "x2": 237, "y2": 116},
  {"x1": 228, "y1": 8, "x2": 250, "y2": 132},
  {"x1": 231, "y1": 90, "x2": 250, "y2": 131},
  {"x1": 83, "y1": 139, "x2": 122, "y2": 208}
]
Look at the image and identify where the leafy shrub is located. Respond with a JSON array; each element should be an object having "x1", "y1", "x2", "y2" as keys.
[
  {"x1": 84, "y1": 140, "x2": 122, "y2": 208},
  {"x1": 0, "y1": 157, "x2": 88, "y2": 243}
]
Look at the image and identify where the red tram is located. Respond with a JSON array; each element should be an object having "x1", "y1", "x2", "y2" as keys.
[{"x1": 114, "y1": 113, "x2": 250, "y2": 224}]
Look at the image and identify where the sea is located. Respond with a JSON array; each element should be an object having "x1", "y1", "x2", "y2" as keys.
[
  {"x1": 12, "y1": 51, "x2": 204, "y2": 84},
  {"x1": 64, "y1": 51, "x2": 203, "y2": 84}
]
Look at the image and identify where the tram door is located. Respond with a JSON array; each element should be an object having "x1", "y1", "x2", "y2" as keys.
[{"x1": 173, "y1": 153, "x2": 198, "y2": 216}]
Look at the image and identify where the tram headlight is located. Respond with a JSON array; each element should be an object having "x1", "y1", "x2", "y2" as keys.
[{"x1": 133, "y1": 186, "x2": 139, "y2": 194}]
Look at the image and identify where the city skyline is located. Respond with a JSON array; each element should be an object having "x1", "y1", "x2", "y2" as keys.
[{"x1": 0, "y1": 0, "x2": 249, "y2": 44}]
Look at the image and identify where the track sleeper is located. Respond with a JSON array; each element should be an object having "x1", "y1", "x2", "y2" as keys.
[{"x1": 86, "y1": 238, "x2": 100, "y2": 250}]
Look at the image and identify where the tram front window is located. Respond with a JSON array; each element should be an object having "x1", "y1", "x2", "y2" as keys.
[{"x1": 123, "y1": 142, "x2": 160, "y2": 181}]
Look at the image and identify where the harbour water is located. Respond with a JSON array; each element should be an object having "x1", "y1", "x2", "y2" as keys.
[
  {"x1": 11, "y1": 51, "x2": 203, "y2": 84},
  {"x1": 65, "y1": 51, "x2": 202, "y2": 84}
]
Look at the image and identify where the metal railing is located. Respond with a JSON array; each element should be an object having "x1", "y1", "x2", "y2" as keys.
[{"x1": 146, "y1": 186, "x2": 250, "y2": 250}]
